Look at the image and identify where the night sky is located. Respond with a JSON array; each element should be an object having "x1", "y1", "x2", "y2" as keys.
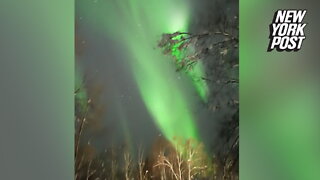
[{"x1": 76, "y1": 0, "x2": 238, "y2": 152}]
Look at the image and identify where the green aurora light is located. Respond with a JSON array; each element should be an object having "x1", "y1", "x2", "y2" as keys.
[{"x1": 78, "y1": 0, "x2": 208, "y2": 142}]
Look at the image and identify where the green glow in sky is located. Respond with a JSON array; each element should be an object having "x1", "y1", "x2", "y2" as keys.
[
  {"x1": 78, "y1": 0, "x2": 208, "y2": 142},
  {"x1": 170, "y1": 35, "x2": 208, "y2": 101}
]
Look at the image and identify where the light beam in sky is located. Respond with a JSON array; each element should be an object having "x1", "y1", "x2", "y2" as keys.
[{"x1": 77, "y1": 0, "x2": 208, "y2": 142}]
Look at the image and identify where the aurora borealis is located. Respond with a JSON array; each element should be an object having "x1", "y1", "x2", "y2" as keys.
[{"x1": 77, "y1": 0, "x2": 208, "y2": 143}]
